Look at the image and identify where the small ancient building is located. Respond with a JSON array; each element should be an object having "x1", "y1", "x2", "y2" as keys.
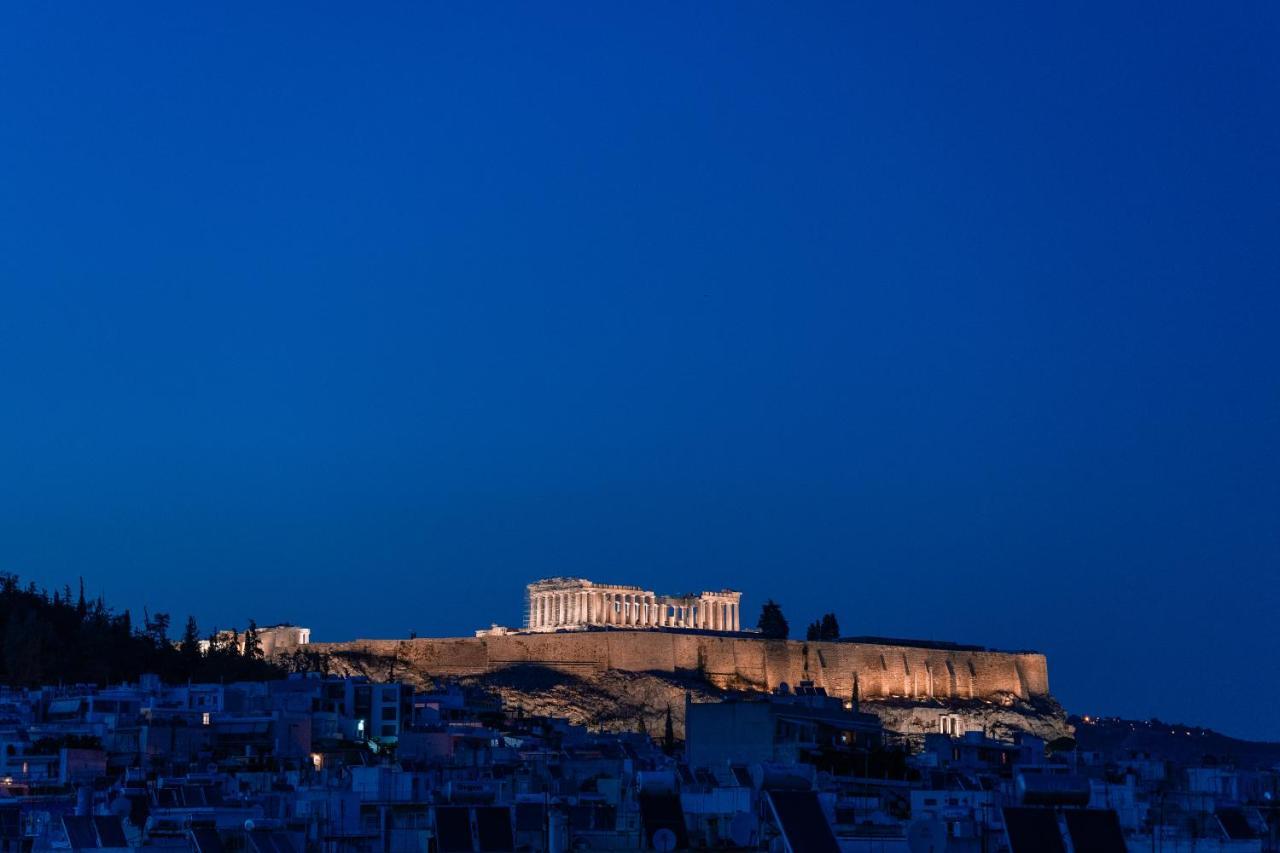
[{"x1": 523, "y1": 577, "x2": 742, "y2": 632}]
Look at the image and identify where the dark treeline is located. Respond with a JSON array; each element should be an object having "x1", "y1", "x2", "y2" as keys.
[{"x1": 0, "y1": 573, "x2": 284, "y2": 686}]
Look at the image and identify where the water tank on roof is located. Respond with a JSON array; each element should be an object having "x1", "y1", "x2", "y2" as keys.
[
  {"x1": 750, "y1": 763, "x2": 813, "y2": 791},
  {"x1": 1016, "y1": 773, "x2": 1090, "y2": 806}
]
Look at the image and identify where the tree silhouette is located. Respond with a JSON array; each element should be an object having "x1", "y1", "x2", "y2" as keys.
[
  {"x1": 243, "y1": 620, "x2": 263, "y2": 660},
  {"x1": 179, "y1": 616, "x2": 202, "y2": 663},
  {"x1": 807, "y1": 612, "x2": 840, "y2": 640},
  {"x1": 757, "y1": 600, "x2": 789, "y2": 639},
  {"x1": 0, "y1": 572, "x2": 282, "y2": 686}
]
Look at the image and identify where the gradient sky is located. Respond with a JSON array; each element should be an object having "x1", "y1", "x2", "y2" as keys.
[{"x1": 1, "y1": 4, "x2": 1277, "y2": 739}]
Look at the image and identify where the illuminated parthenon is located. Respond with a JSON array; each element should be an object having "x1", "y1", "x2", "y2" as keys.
[{"x1": 524, "y1": 578, "x2": 742, "y2": 632}]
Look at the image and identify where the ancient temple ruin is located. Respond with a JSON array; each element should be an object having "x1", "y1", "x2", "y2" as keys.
[{"x1": 523, "y1": 577, "x2": 742, "y2": 632}]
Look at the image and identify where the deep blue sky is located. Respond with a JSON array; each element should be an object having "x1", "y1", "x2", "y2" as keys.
[{"x1": 2, "y1": 4, "x2": 1277, "y2": 738}]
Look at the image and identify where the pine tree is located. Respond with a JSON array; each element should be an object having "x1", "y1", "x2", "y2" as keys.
[
  {"x1": 663, "y1": 705, "x2": 676, "y2": 753},
  {"x1": 819, "y1": 612, "x2": 840, "y2": 640},
  {"x1": 180, "y1": 616, "x2": 202, "y2": 662},
  {"x1": 243, "y1": 620, "x2": 263, "y2": 660},
  {"x1": 148, "y1": 612, "x2": 171, "y2": 645},
  {"x1": 76, "y1": 578, "x2": 88, "y2": 621},
  {"x1": 757, "y1": 600, "x2": 789, "y2": 639}
]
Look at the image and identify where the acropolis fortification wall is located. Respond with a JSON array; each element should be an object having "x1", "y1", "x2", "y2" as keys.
[{"x1": 314, "y1": 631, "x2": 1049, "y2": 702}]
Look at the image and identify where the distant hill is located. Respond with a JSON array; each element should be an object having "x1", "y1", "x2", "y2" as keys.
[{"x1": 1071, "y1": 715, "x2": 1280, "y2": 769}]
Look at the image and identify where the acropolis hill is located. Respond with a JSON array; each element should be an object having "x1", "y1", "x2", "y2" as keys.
[{"x1": 311, "y1": 578, "x2": 1066, "y2": 742}]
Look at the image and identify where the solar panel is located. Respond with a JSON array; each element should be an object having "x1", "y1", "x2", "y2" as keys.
[
  {"x1": 93, "y1": 817, "x2": 129, "y2": 848},
  {"x1": 126, "y1": 794, "x2": 150, "y2": 829},
  {"x1": 474, "y1": 807, "x2": 514, "y2": 852},
  {"x1": 435, "y1": 806, "x2": 472, "y2": 853},
  {"x1": 0, "y1": 805, "x2": 21, "y2": 840},
  {"x1": 568, "y1": 805, "x2": 594, "y2": 830},
  {"x1": 191, "y1": 827, "x2": 226, "y2": 853},
  {"x1": 62, "y1": 815, "x2": 100, "y2": 850},
  {"x1": 1064, "y1": 810, "x2": 1126, "y2": 852},
  {"x1": 1002, "y1": 807, "x2": 1066, "y2": 853},
  {"x1": 1217, "y1": 808, "x2": 1257, "y2": 841},
  {"x1": 766, "y1": 791, "x2": 839, "y2": 853},
  {"x1": 514, "y1": 803, "x2": 544, "y2": 833},
  {"x1": 639, "y1": 792, "x2": 690, "y2": 850},
  {"x1": 267, "y1": 831, "x2": 299, "y2": 853},
  {"x1": 247, "y1": 831, "x2": 281, "y2": 853}
]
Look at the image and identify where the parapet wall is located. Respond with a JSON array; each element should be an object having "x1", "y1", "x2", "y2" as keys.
[{"x1": 315, "y1": 631, "x2": 1050, "y2": 702}]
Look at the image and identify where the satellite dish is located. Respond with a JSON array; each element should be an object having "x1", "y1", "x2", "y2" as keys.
[
  {"x1": 907, "y1": 818, "x2": 947, "y2": 853},
  {"x1": 652, "y1": 828, "x2": 677, "y2": 851}
]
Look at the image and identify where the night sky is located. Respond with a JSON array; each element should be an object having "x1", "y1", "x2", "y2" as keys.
[{"x1": 2, "y1": 4, "x2": 1277, "y2": 739}]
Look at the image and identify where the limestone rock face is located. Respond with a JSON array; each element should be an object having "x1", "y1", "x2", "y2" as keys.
[
  {"x1": 312, "y1": 634, "x2": 1070, "y2": 743},
  {"x1": 860, "y1": 695, "x2": 1072, "y2": 743}
]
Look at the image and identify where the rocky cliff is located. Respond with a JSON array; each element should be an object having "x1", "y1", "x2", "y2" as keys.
[{"x1": 309, "y1": 630, "x2": 1070, "y2": 742}]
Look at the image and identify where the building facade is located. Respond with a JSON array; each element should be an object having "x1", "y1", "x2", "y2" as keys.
[{"x1": 523, "y1": 578, "x2": 742, "y2": 632}]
